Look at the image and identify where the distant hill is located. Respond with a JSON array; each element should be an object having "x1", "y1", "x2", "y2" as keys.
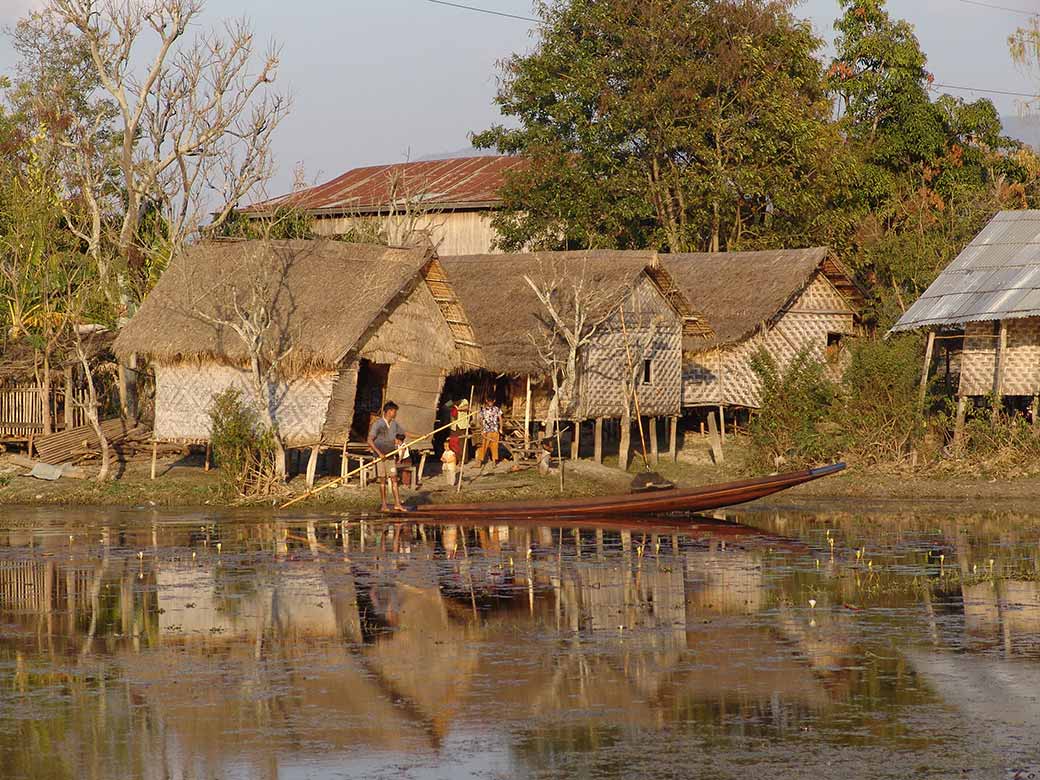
[{"x1": 1002, "y1": 115, "x2": 1040, "y2": 149}]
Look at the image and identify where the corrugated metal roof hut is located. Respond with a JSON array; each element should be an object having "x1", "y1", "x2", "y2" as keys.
[
  {"x1": 246, "y1": 156, "x2": 522, "y2": 255},
  {"x1": 662, "y1": 248, "x2": 863, "y2": 410},
  {"x1": 891, "y1": 210, "x2": 1040, "y2": 410},
  {"x1": 114, "y1": 240, "x2": 470, "y2": 464},
  {"x1": 440, "y1": 251, "x2": 710, "y2": 463}
]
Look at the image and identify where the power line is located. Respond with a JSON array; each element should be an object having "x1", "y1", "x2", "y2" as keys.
[
  {"x1": 424, "y1": 0, "x2": 538, "y2": 23},
  {"x1": 933, "y1": 81, "x2": 1040, "y2": 99},
  {"x1": 951, "y1": 0, "x2": 1037, "y2": 17}
]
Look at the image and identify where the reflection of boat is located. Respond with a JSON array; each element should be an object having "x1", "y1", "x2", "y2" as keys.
[{"x1": 406, "y1": 463, "x2": 845, "y2": 519}]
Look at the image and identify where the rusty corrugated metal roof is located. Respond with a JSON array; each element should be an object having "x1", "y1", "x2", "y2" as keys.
[
  {"x1": 247, "y1": 156, "x2": 523, "y2": 215},
  {"x1": 891, "y1": 211, "x2": 1040, "y2": 332}
]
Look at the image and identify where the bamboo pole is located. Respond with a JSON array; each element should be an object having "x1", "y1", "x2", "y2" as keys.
[
  {"x1": 918, "y1": 330, "x2": 935, "y2": 409},
  {"x1": 524, "y1": 374, "x2": 532, "y2": 449},
  {"x1": 456, "y1": 385, "x2": 476, "y2": 494},
  {"x1": 279, "y1": 414, "x2": 470, "y2": 509}
]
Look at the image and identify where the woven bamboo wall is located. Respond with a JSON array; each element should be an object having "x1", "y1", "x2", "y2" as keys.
[
  {"x1": 683, "y1": 273, "x2": 857, "y2": 408},
  {"x1": 154, "y1": 363, "x2": 335, "y2": 446},
  {"x1": 959, "y1": 318, "x2": 1040, "y2": 397},
  {"x1": 580, "y1": 274, "x2": 683, "y2": 418}
]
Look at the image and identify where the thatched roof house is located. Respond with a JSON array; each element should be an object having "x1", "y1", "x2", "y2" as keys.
[
  {"x1": 891, "y1": 211, "x2": 1040, "y2": 401},
  {"x1": 662, "y1": 248, "x2": 863, "y2": 409},
  {"x1": 440, "y1": 251, "x2": 710, "y2": 421},
  {"x1": 115, "y1": 240, "x2": 470, "y2": 447}
]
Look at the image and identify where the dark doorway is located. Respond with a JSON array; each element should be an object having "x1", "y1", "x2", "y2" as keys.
[{"x1": 351, "y1": 359, "x2": 390, "y2": 440}]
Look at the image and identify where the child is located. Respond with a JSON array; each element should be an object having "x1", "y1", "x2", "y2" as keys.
[{"x1": 440, "y1": 444, "x2": 458, "y2": 486}]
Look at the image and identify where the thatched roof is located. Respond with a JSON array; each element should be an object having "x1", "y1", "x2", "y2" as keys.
[
  {"x1": 440, "y1": 251, "x2": 701, "y2": 375},
  {"x1": 114, "y1": 240, "x2": 435, "y2": 369},
  {"x1": 661, "y1": 248, "x2": 863, "y2": 347}
]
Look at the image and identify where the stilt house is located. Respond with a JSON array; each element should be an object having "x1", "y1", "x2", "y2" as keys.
[
  {"x1": 662, "y1": 248, "x2": 863, "y2": 411},
  {"x1": 891, "y1": 210, "x2": 1040, "y2": 418},
  {"x1": 113, "y1": 240, "x2": 472, "y2": 458},
  {"x1": 439, "y1": 251, "x2": 711, "y2": 460}
]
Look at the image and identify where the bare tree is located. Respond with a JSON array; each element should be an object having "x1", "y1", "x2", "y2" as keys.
[
  {"x1": 523, "y1": 258, "x2": 620, "y2": 435},
  {"x1": 12, "y1": 0, "x2": 289, "y2": 304},
  {"x1": 334, "y1": 164, "x2": 446, "y2": 248}
]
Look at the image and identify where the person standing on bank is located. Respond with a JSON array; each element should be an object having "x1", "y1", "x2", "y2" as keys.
[
  {"x1": 368, "y1": 401, "x2": 408, "y2": 512},
  {"x1": 476, "y1": 397, "x2": 502, "y2": 467}
]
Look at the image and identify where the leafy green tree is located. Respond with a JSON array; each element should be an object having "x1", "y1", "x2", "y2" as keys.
[{"x1": 474, "y1": 0, "x2": 850, "y2": 253}]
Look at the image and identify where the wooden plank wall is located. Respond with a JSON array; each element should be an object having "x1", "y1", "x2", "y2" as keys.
[{"x1": 385, "y1": 361, "x2": 445, "y2": 448}]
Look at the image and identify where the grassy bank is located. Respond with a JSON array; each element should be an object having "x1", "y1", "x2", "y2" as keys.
[{"x1": 2, "y1": 438, "x2": 1039, "y2": 511}]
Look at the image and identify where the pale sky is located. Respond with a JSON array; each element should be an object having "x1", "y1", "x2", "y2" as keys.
[{"x1": 0, "y1": 0, "x2": 1036, "y2": 197}]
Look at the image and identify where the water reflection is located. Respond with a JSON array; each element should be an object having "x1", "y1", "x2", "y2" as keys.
[{"x1": 1, "y1": 508, "x2": 1039, "y2": 778}]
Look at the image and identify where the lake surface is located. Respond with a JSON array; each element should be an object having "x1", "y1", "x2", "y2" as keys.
[{"x1": 1, "y1": 503, "x2": 1039, "y2": 779}]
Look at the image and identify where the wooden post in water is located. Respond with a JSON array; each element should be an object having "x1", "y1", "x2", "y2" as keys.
[
  {"x1": 669, "y1": 416, "x2": 678, "y2": 462},
  {"x1": 594, "y1": 418, "x2": 604, "y2": 464},
  {"x1": 918, "y1": 330, "x2": 935, "y2": 409},
  {"x1": 649, "y1": 417, "x2": 659, "y2": 465}
]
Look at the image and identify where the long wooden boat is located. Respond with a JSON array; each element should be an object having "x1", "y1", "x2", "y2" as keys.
[{"x1": 405, "y1": 462, "x2": 845, "y2": 519}]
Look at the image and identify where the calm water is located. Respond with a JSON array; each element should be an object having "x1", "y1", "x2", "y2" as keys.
[{"x1": 1, "y1": 504, "x2": 1040, "y2": 779}]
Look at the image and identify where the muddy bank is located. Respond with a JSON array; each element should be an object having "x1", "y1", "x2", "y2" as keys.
[{"x1": 2, "y1": 442, "x2": 1039, "y2": 511}]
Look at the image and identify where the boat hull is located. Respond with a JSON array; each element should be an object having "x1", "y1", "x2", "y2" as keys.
[{"x1": 406, "y1": 463, "x2": 845, "y2": 519}]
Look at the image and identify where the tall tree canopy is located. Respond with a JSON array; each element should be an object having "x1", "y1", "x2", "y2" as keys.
[{"x1": 474, "y1": 0, "x2": 850, "y2": 253}]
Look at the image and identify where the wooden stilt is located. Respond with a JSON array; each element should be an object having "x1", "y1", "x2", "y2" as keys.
[
  {"x1": 204, "y1": 442, "x2": 211, "y2": 471},
  {"x1": 649, "y1": 417, "x2": 659, "y2": 465},
  {"x1": 669, "y1": 416, "x2": 678, "y2": 462},
  {"x1": 305, "y1": 444, "x2": 320, "y2": 489},
  {"x1": 954, "y1": 396, "x2": 968, "y2": 448},
  {"x1": 63, "y1": 365, "x2": 74, "y2": 430},
  {"x1": 993, "y1": 321, "x2": 1008, "y2": 417},
  {"x1": 918, "y1": 330, "x2": 935, "y2": 408},
  {"x1": 417, "y1": 450, "x2": 429, "y2": 485},
  {"x1": 150, "y1": 440, "x2": 158, "y2": 480},
  {"x1": 594, "y1": 418, "x2": 604, "y2": 464},
  {"x1": 619, "y1": 419, "x2": 631, "y2": 471},
  {"x1": 707, "y1": 411, "x2": 724, "y2": 464},
  {"x1": 718, "y1": 404, "x2": 726, "y2": 443},
  {"x1": 699, "y1": 420, "x2": 705, "y2": 436},
  {"x1": 523, "y1": 375, "x2": 532, "y2": 450},
  {"x1": 571, "y1": 420, "x2": 580, "y2": 460}
]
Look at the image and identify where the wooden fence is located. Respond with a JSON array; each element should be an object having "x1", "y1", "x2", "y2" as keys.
[{"x1": 0, "y1": 385, "x2": 90, "y2": 441}]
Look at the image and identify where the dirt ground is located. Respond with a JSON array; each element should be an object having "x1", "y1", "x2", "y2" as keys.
[{"x1": 3, "y1": 437, "x2": 1040, "y2": 512}]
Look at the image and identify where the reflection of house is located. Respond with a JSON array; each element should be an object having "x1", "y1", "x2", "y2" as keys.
[
  {"x1": 114, "y1": 240, "x2": 475, "y2": 474},
  {"x1": 662, "y1": 248, "x2": 863, "y2": 410},
  {"x1": 245, "y1": 156, "x2": 524, "y2": 255}
]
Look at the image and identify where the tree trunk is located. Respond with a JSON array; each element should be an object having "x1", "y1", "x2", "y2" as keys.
[
  {"x1": 40, "y1": 353, "x2": 52, "y2": 436},
  {"x1": 76, "y1": 345, "x2": 110, "y2": 482}
]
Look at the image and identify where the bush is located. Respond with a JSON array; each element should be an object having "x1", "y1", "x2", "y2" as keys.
[
  {"x1": 835, "y1": 335, "x2": 925, "y2": 465},
  {"x1": 748, "y1": 347, "x2": 840, "y2": 470},
  {"x1": 208, "y1": 388, "x2": 279, "y2": 498}
]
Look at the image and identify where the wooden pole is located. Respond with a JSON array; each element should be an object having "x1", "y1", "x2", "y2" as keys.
[
  {"x1": 571, "y1": 420, "x2": 580, "y2": 460},
  {"x1": 556, "y1": 423, "x2": 564, "y2": 493},
  {"x1": 918, "y1": 330, "x2": 935, "y2": 408},
  {"x1": 993, "y1": 321, "x2": 1008, "y2": 416},
  {"x1": 669, "y1": 416, "x2": 678, "y2": 462},
  {"x1": 204, "y1": 442, "x2": 211, "y2": 472},
  {"x1": 523, "y1": 374, "x2": 532, "y2": 450},
  {"x1": 150, "y1": 440, "x2": 158, "y2": 480},
  {"x1": 707, "y1": 410, "x2": 724, "y2": 464},
  {"x1": 63, "y1": 365, "x2": 74, "y2": 430},
  {"x1": 305, "y1": 444, "x2": 320, "y2": 489},
  {"x1": 954, "y1": 396, "x2": 968, "y2": 448},
  {"x1": 594, "y1": 417, "x2": 603, "y2": 464},
  {"x1": 718, "y1": 404, "x2": 726, "y2": 443},
  {"x1": 649, "y1": 417, "x2": 659, "y2": 465},
  {"x1": 456, "y1": 385, "x2": 476, "y2": 494}
]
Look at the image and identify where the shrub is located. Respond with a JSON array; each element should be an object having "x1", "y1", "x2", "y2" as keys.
[
  {"x1": 835, "y1": 335, "x2": 925, "y2": 465},
  {"x1": 747, "y1": 347, "x2": 840, "y2": 470},
  {"x1": 208, "y1": 388, "x2": 279, "y2": 498}
]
